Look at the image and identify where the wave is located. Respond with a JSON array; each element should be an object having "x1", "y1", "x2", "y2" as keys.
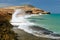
[{"x1": 10, "y1": 9, "x2": 60, "y2": 39}]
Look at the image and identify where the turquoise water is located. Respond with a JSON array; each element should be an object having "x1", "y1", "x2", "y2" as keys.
[{"x1": 28, "y1": 14, "x2": 60, "y2": 34}]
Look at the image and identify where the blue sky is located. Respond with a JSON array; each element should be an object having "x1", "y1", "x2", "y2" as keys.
[{"x1": 0, "y1": 0, "x2": 60, "y2": 13}]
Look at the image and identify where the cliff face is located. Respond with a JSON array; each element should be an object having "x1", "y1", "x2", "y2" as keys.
[
  {"x1": 0, "y1": 9, "x2": 13, "y2": 21},
  {"x1": 0, "y1": 5, "x2": 50, "y2": 15},
  {"x1": 0, "y1": 14, "x2": 18, "y2": 40}
]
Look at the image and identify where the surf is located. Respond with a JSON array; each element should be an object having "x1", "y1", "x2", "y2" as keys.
[{"x1": 10, "y1": 9, "x2": 60, "y2": 39}]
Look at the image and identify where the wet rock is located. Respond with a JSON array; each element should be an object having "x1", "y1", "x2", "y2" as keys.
[
  {"x1": 42, "y1": 31, "x2": 52, "y2": 35},
  {"x1": 51, "y1": 33, "x2": 60, "y2": 37},
  {"x1": 29, "y1": 25, "x2": 53, "y2": 34}
]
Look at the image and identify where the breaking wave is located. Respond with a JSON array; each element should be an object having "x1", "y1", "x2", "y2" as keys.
[{"x1": 10, "y1": 9, "x2": 60, "y2": 39}]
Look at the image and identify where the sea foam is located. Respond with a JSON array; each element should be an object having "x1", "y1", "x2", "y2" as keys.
[
  {"x1": 10, "y1": 9, "x2": 60, "y2": 39},
  {"x1": 10, "y1": 9, "x2": 35, "y2": 33}
]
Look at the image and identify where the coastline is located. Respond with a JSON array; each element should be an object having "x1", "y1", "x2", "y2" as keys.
[
  {"x1": 13, "y1": 28, "x2": 57, "y2": 40},
  {"x1": 12, "y1": 26, "x2": 60, "y2": 40},
  {"x1": 0, "y1": 4, "x2": 60, "y2": 40},
  {"x1": 10, "y1": 9, "x2": 60, "y2": 40}
]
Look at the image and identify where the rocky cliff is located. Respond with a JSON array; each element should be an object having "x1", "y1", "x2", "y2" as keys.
[
  {"x1": 0, "y1": 14, "x2": 18, "y2": 40},
  {"x1": 0, "y1": 5, "x2": 50, "y2": 15}
]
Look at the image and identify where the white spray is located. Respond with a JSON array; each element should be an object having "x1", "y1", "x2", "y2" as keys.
[
  {"x1": 10, "y1": 9, "x2": 35, "y2": 33},
  {"x1": 10, "y1": 9, "x2": 60, "y2": 39}
]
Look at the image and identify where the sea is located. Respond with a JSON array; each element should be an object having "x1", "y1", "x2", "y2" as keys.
[
  {"x1": 27, "y1": 14, "x2": 60, "y2": 34},
  {"x1": 10, "y1": 9, "x2": 60, "y2": 39}
]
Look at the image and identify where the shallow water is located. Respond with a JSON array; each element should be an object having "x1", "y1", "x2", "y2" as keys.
[
  {"x1": 10, "y1": 9, "x2": 60, "y2": 39},
  {"x1": 28, "y1": 14, "x2": 60, "y2": 34}
]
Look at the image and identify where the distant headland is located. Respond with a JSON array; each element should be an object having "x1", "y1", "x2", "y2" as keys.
[{"x1": 0, "y1": 4, "x2": 50, "y2": 15}]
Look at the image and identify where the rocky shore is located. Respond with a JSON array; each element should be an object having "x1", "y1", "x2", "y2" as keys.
[
  {"x1": 13, "y1": 26, "x2": 60, "y2": 40},
  {"x1": 13, "y1": 27, "x2": 60, "y2": 40},
  {"x1": 0, "y1": 5, "x2": 60, "y2": 40},
  {"x1": 13, "y1": 28, "x2": 50, "y2": 40}
]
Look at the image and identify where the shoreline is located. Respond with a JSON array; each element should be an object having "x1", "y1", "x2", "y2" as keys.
[
  {"x1": 10, "y1": 9, "x2": 60, "y2": 40},
  {"x1": 12, "y1": 28, "x2": 54, "y2": 40},
  {"x1": 12, "y1": 26, "x2": 60, "y2": 40}
]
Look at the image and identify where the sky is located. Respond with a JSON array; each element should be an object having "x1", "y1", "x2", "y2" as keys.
[{"x1": 0, "y1": 0, "x2": 60, "y2": 13}]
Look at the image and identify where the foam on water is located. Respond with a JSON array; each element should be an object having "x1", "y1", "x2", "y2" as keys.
[
  {"x1": 10, "y1": 9, "x2": 35, "y2": 33},
  {"x1": 10, "y1": 9, "x2": 60, "y2": 39}
]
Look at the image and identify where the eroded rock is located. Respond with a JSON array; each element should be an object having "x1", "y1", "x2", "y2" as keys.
[{"x1": 0, "y1": 15, "x2": 18, "y2": 40}]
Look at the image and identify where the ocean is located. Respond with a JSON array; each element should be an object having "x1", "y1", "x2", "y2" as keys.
[
  {"x1": 10, "y1": 9, "x2": 60, "y2": 39},
  {"x1": 27, "y1": 14, "x2": 60, "y2": 34}
]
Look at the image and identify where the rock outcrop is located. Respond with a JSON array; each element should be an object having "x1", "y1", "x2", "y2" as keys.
[
  {"x1": 0, "y1": 5, "x2": 50, "y2": 15},
  {"x1": 0, "y1": 13, "x2": 18, "y2": 40}
]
